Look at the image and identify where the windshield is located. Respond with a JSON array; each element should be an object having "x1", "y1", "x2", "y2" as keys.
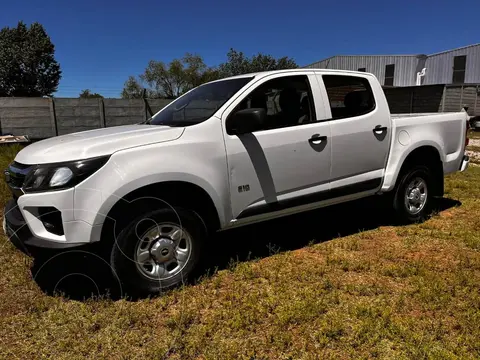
[{"x1": 146, "y1": 77, "x2": 254, "y2": 126}]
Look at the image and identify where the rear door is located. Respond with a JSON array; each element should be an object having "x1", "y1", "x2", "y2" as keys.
[
  {"x1": 221, "y1": 72, "x2": 332, "y2": 221},
  {"x1": 317, "y1": 73, "x2": 391, "y2": 191}
]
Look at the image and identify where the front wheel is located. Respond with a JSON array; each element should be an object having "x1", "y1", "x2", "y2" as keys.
[
  {"x1": 393, "y1": 165, "x2": 432, "y2": 224},
  {"x1": 110, "y1": 207, "x2": 206, "y2": 296}
]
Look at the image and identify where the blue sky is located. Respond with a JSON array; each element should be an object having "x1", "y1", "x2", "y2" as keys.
[{"x1": 1, "y1": 0, "x2": 479, "y2": 97}]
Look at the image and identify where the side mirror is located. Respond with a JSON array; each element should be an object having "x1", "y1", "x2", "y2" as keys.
[{"x1": 228, "y1": 108, "x2": 266, "y2": 135}]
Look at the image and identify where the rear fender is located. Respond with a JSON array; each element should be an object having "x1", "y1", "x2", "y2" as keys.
[{"x1": 381, "y1": 140, "x2": 444, "y2": 192}]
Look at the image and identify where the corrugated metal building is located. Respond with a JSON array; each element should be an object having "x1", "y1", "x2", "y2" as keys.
[
  {"x1": 424, "y1": 44, "x2": 480, "y2": 85},
  {"x1": 305, "y1": 43, "x2": 480, "y2": 87}
]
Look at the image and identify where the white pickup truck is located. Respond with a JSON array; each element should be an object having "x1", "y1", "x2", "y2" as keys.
[{"x1": 3, "y1": 69, "x2": 470, "y2": 295}]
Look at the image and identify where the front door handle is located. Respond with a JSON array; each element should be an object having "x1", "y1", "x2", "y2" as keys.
[
  {"x1": 373, "y1": 125, "x2": 387, "y2": 134},
  {"x1": 308, "y1": 134, "x2": 327, "y2": 145}
]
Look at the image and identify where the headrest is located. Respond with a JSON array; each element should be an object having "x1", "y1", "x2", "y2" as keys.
[
  {"x1": 301, "y1": 96, "x2": 309, "y2": 108},
  {"x1": 344, "y1": 90, "x2": 366, "y2": 109},
  {"x1": 250, "y1": 94, "x2": 267, "y2": 110},
  {"x1": 279, "y1": 88, "x2": 300, "y2": 111}
]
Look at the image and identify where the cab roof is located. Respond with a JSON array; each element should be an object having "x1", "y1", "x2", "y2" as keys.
[{"x1": 209, "y1": 68, "x2": 374, "y2": 83}]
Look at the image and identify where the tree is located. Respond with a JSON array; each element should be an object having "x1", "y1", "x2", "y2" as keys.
[
  {"x1": 0, "y1": 21, "x2": 61, "y2": 97},
  {"x1": 121, "y1": 76, "x2": 145, "y2": 99},
  {"x1": 141, "y1": 58, "x2": 186, "y2": 99},
  {"x1": 219, "y1": 48, "x2": 298, "y2": 77},
  {"x1": 121, "y1": 49, "x2": 298, "y2": 99},
  {"x1": 181, "y1": 53, "x2": 220, "y2": 88},
  {"x1": 79, "y1": 89, "x2": 103, "y2": 98},
  {"x1": 121, "y1": 53, "x2": 219, "y2": 99}
]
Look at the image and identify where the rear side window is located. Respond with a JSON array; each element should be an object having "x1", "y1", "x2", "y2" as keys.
[{"x1": 322, "y1": 75, "x2": 376, "y2": 120}]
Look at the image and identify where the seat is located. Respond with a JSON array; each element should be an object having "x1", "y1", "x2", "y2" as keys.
[
  {"x1": 278, "y1": 88, "x2": 301, "y2": 127},
  {"x1": 250, "y1": 93, "x2": 267, "y2": 112},
  {"x1": 344, "y1": 90, "x2": 370, "y2": 117},
  {"x1": 299, "y1": 96, "x2": 311, "y2": 124}
]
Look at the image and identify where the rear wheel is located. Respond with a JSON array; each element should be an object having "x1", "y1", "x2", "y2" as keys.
[
  {"x1": 110, "y1": 207, "x2": 206, "y2": 296},
  {"x1": 393, "y1": 165, "x2": 432, "y2": 223}
]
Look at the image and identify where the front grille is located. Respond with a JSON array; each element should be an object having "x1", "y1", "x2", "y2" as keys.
[{"x1": 5, "y1": 162, "x2": 33, "y2": 196}]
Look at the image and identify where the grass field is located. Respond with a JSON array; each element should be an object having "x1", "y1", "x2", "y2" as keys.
[{"x1": 0, "y1": 140, "x2": 479, "y2": 359}]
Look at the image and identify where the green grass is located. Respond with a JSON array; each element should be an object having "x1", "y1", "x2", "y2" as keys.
[{"x1": 0, "y1": 146, "x2": 480, "y2": 359}]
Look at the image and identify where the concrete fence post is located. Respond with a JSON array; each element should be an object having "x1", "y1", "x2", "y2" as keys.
[
  {"x1": 49, "y1": 98, "x2": 58, "y2": 136},
  {"x1": 409, "y1": 89, "x2": 414, "y2": 113},
  {"x1": 441, "y1": 86, "x2": 446, "y2": 112},
  {"x1": 474, "y1": 85, "x2": 478, "y2": 116},
  {"x1": 143, "y1": 98, "x2": 147, "y2": 122},
  {"x1": 459, "y1": 85, "x2": 464, "y2": 111},
  {"x1": 144, "y1": 98, "x2": 154, "y2": 120},
  {"x1": 99, "y1": 98, "x2": 106, "y2": 127}
]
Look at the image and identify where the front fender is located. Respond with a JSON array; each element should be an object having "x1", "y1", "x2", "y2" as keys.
[
  {"x1": 73, "y1": 144, "x2": 229, "y2": 231},
  {"x1": 96, "y1": 172, "x2": 226, "y2": 227}
]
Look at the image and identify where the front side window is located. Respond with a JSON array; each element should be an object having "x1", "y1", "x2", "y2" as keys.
[
  {"x1": 322, "y1": 75, "x2": 376, "y2": 120},
  {"x1": 147, "y1": 77, "x2": 253, "y2": 126},
  {"x1": 227, "y1": 75, "x2": 316, "y2": 133}
]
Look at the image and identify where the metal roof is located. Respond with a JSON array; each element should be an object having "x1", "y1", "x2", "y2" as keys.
[
  {"x1": 308, "y1": 43, "x2": 480, "y2": 66},
  {"x1": 428, "y1": 43, "x2": 480, "y2": 57}
]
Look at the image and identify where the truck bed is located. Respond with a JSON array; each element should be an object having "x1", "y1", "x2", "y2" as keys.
[{"x1": 382, "y1": 110, "x2": 468, "y2": 193}]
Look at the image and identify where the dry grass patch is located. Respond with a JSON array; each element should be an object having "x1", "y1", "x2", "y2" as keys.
[{"x1": 469, "y1": 130, "x2": 480, "y2": 139}]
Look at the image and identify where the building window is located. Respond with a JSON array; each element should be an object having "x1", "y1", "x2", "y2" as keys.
[
  {"x1": 322, "y1": 75, "x2": 376, "y2": 120},
  {"x1": 384, "y1": 64, "x2": 395, "y2": 86},
  {"x1": 358, "y1": 67, "x2": 366, "y2": 72},
  {"x1": 452, "y1": 55, "x2": 466, "y2": 84}
]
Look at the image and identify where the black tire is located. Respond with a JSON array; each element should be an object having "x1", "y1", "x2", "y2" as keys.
[
  {"x1": 393, "y1": 165, "x2": 433, "y2": 224},
  {"x1": 110, "y1": 207, "x2": 206, "y2": 296}
]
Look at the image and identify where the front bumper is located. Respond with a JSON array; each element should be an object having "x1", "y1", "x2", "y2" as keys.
[
  {"x1": 4, "y1": 159, "x2": 108, "y2": 250},
  {"x1": 3, "y1": 199, "x2": 35, "y2": 255},
  {"x1": 3, "y1": 199, "x2": 99, "y2": 252}
]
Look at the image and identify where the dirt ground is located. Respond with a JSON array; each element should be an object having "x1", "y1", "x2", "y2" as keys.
[{"x1": 467, "y1": 138, "x2": 480, "y2": 165}]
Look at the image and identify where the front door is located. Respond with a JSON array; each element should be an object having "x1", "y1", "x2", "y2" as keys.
[{"x1": 222, "y1": 73, "x2": 332, "y2": 221}]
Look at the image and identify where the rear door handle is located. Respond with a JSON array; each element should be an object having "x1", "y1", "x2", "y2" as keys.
[
  {"x1": 308, "y1": 134, "x2": 327, "y2": 144},
  {"x1": 373, "y1": 125, "x2": 387, "y2": 134}
]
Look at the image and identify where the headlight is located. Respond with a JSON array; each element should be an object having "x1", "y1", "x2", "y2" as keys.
[{"x1": 23, "y1": 156, "x2": 110, "y2": 193}]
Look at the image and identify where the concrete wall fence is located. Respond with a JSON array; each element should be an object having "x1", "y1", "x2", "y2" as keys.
[
  {"x1": 384, "y1": 84, "x2": 480, "y2": 116},
  {"x1": 1, "y1": 85, "x2": 479, "y2": 139},
  {"x1": 0, "y1": 98, "x2": 173, "y2": 139}
]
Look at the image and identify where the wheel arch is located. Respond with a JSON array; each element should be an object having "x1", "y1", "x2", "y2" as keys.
[
  {"x1": 99, "y1": 180, "x2": 222, "y2": 246},
  {"x1": 395, "y1": 145, "x2": 444, "y2": 197}
]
